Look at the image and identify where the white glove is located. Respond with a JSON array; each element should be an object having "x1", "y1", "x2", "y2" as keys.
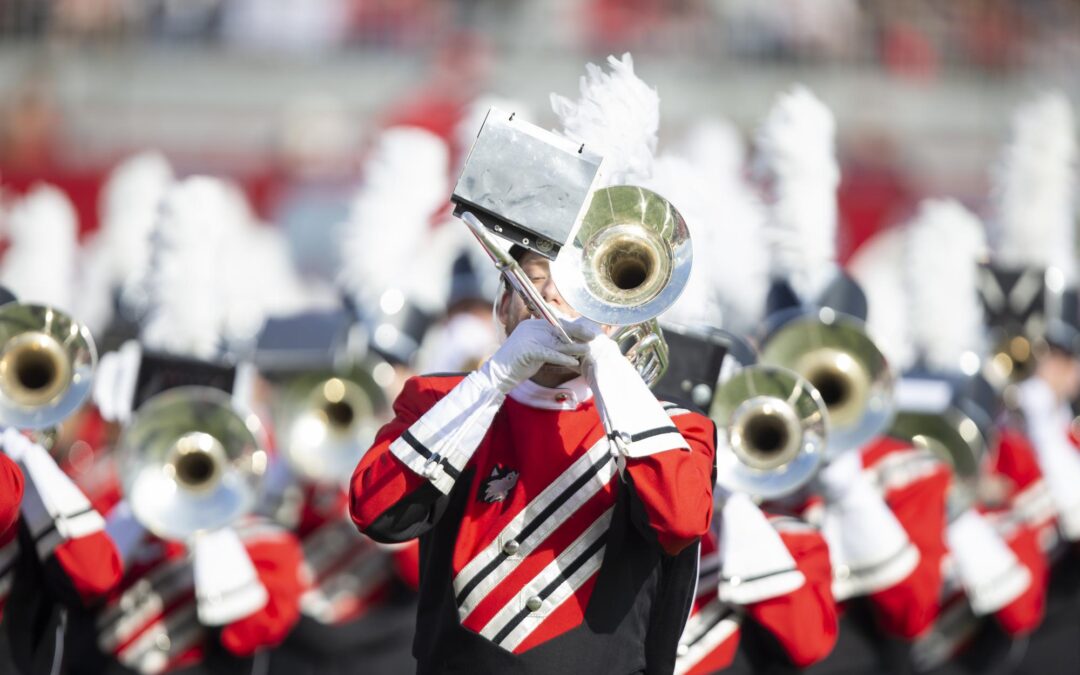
[
  {"x1": 192, "y1": 527, "x2": 269, "y2": 626},
  {"x1": 946, "y1": 509, "x2": 1030, "y2": 615},
  {"x1": 1, "y1": 427, "x2": 33, "y2": 462},
  {"x1": 92, "y1": 340, "x2": 141, "y2": 423},
  {"x1": 479, "y1": 319, "x2": 586, "y2": 394},
  {"x1": 561, "y1": 317, "x2": 688, "y2": 459},
  {"x1": 817, "y1": 453, "x2": 919, "y2": 600},
  {"x1": 718, "y1": 492, "x2": 805, "y2": 605}
]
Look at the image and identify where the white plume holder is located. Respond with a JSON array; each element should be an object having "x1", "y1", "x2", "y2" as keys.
[{"x1": 192, "y1": 527, "x2": 268, "y2": 626}]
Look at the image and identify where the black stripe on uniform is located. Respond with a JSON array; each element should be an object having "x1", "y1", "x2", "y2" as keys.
[
  {"x1": 454, "y1": 452, "x2": 614, "y2": 607},
  {"x1": 720, "y1": 566, "x2": 798, "y2": 586},
  {"x1": 492, "y1": 531, "x2": 610, "y2": 646},
  {"x1": 629, "y1": 426, "x2": 681, "y2": 443},
  {"x1": 401, "y1": 430, "x2": 461, "y2": 480}
]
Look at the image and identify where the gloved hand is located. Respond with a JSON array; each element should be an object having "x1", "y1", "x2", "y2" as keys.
[
  {"x1": 1, "y1": 427, "x2": 33, "y2": 462},
  {"x1": 478, "y1": 319, "x2": 587, "y2": 393},
  {"x1": 814, "y1": 450, "x2": 863, "y2": 503},
  {"x1": 560, "y1": 316, "x2": 620, "y2": 372}
]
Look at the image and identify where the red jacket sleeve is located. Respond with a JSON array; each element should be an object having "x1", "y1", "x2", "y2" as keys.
[
  {"x1": 219, "y1": 531, "x2": 307, "y2": 656},
  {"x1": 992, "y1": 523, "x2": 1048, "y2": 635},
  {"x1": 0, "y1": 454, "x2": 22, "y2": 537},
  {"x1": 350, "y1": 376, "x2": 457, "y2": 543},
  {"x1": 865, "y1": 443, "x2": 950, "y2": 639},
  {"x1": 623, "y1": 411, "x2": 716, "y2": 555},
  {"x1": 49, "y1": 531, "x2": 124, "y2": 605},
  {"x1": 745, "y1": 526, "x2": 838, "y2": 667}
]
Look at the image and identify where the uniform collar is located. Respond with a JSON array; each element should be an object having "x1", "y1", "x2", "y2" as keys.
[{"x1": 508, "y1": 376, "x2": 593, "y2": 410}]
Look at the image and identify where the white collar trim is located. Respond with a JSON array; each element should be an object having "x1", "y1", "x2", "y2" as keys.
[{"x1": 508, "y1": 376, "x2": 593, "y2": 410}]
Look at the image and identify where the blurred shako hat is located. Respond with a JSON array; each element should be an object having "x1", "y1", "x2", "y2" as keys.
[
  {"x1": 752, "y1": 86, "x2": 866, "y2": 334},
  {"x1": 651, "y1": 325, "x2": 755, "y2": 413},
  {"x1": 447, "y1": 251, "x2": 492, "y2": 311},
  {"x1": 984, "y1": 92, "x2": 1080, "y2": 359}
]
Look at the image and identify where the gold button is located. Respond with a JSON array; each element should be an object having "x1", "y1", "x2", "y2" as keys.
[
  {"x1": 526, "y1": 596, "x2": 543, "y2": 612},
  {"x1": 554, "y1": 393, "x2": 569, "y2": 403}
]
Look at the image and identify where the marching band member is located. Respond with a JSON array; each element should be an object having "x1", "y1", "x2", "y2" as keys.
[
  {"x1": 754, "y1": 87, "x2": 951, "y2": 673},
  {"x1": 977, "y1": 92, "x2": 1080, "y2": 674},
  {"x1": 351, "y1": 54, "x2": 717, "y2": 674},
  {"x1": 0, "y1": 189, "x2": 126, "y2": 674},
  {"x1": 651, "y1": 119, "x2": 838, "y2": 674},
  {"x1": 875, "y1": 200, "x2": 1046, "y2": 672},
  {"x1": 67, "y1": 176, "x2": 306, "y2": 675}
]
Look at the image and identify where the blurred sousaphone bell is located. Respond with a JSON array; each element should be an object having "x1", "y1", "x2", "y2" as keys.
[
  {"x1": 887, "y1": 375, "x2": 995, "y2": 515},
  {"x1": 712, "y1": 365, "x2": 828, "y2": 499},
  {"x1": 0, "y1": 302, "x2": 96, "y2": 430},
  {"x1": 117, "y1": 386, "x2": 267, "y2": 541},
  {"x1": 760, "y1": 309, "x2": 894, "y2": 456},
  {"x1": 275, "y1": 366, "x2": 389, "y2": 484}
]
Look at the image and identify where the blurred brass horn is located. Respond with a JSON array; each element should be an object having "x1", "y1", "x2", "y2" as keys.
[
  {"x1": 984, "y1": 331, "x2": 1036, "y2": 391},
  {"x1": 276, "y1": 367, "x2": 388, "y2": 484},
  {"x1": 0, "y1": 303, "x2": 96, "y2": 430},
  {"x1": 551, "y1": 185, "x2": 692, "y2": 327},
  {"x1": 760, "y1": 310, "x2": 894, "y2": 456},
  {"x1": 118, "y1": 386, "x2": 267, "y2": 541},
  {"x1": 712, "y1": 365, "x2": 828, "y2": 499}
]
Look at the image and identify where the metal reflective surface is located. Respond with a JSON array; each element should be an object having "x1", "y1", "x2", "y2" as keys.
[
  {"x1": 0, "y1": 303, "x2": 96, "y2": 430},
  {"x1": 276, "y1": 366, "x2": 389, "y2": 484},
  {"x1": 760, "y1": 312, "x2": 894, "y2": 456},
  {"x1": 711, "y1": 365, "x2": 827, "y2": 499},
  {"x1": 888, "y1": 408, "x2": 987, "y2": 516},
  {"x1": 453, "y1": 107, "x2": 604, "y2": 257},
  {"x1": 118, "y1": 386, "x2": 267, "y2": 541},
  {"x1": 551, "y1": 185, "x2": 692, "y2": 326}
]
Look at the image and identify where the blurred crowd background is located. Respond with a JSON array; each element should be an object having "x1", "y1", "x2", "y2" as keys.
[{"x1": 0, "y1": 0, "x2": 1078, "y2": 281}]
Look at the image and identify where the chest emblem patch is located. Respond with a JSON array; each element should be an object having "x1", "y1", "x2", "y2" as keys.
[{"x1": 480, "y1": 465, "x2": 519, "y2": 504}]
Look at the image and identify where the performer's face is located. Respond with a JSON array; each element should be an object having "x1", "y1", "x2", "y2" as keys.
[
  {"x1": 496, "y1": 251, "x2": 582, "y2": 382},
  {"x1": 1037, "y1": 347, "x2": 1080, "y2": 402}
]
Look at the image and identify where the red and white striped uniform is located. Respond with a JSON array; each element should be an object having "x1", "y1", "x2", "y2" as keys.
[
  {"x1": 83, "y1": 516, "x2": 305, "y2": 674},
  {"x1": 294, "y1": 483, "x2": 418, "y2": 625},
  {"x1": 675, "y1": 514, "x2": 837, "y2": 674},
  {"x1": 351, "y1": 374, "x2": 716, "y2": 673}
]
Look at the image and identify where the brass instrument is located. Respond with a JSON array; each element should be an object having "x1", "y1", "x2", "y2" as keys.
[
  {"x1": 984, "y1": 332, "x2": 1036, "y2": 392},
  {"x1": 0, "y1": 302, "x2": 96, "y2": 430},
  {"x1": 462, "y1": 184, "x2": 691, "y2": 386},
  {"x1": 275, "y1": 367, "x2": 388, "y2": 484},
  {"x1": 712, "y1": 365, "x2": 828, "y2": 499},
  {"x1": 116, "y1": 386, "x2": 267, "y2": 541},
  {"x1": 760, "y1": 310, "x2": 893, "y2": 455}
]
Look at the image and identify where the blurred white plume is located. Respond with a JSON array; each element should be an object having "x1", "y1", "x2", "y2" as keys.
[
  {"x1": 77, "y1": 152, "x2": 174, "y2": 335},
  {"x1": 652, "y1": 119, "x2": 768, "y2": 334},
  {"x1": 905, "y1": 199, "x2": 988, "y2": 374},
  {"x1": 140, "y1": 177, "x2": 232, "y2": 359},
  {"x1": 551, "y1": 53, "x2": 660, "y2": 186},
  {"x1": 338, "y1": 126, "x2": 450, "y2": 315},
  {"x1": 756, "y1": 86, "x2": 840, "y2": 302},
  {"x1": 848, "y1": 226, "x2": 913, "y2": 371},
  {"x1": 0, "y1": 184, "x2": 79, "y2": 311},
  {"x1": 991, "y1": 92, "x2": 1077, "y2": 283}
]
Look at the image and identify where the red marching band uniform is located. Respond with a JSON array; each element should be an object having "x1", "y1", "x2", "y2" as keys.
[{"x1": 350, "y1": 369, "x2": 716, "y2": 673}]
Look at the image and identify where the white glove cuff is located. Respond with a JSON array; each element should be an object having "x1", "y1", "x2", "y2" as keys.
[
  {"x1": 389, "y1": 370, "x2": 505, "y2": 494},
  {"x1": 825, "y1": 478, "x2": 919, "y2": 600},
  {"x1": 946, "y1": 510, "x2": 1030, "y2": 615},
  {"x1": 193, "y1": 528, "x2": 269, "y2": 626},
  {"x1": 718, "y1": 493, "x2": 805, "y2": 605},
  {"x1": 18, "y1": 441, "x2": 106, "y2": 561},
  {"x1": 585, "y1": 339, "x2": 689, "y2": 460}
]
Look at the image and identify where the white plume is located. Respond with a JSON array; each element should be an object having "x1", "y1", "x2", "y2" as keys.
[
  {"x1": 140, "y1": 177, "x2": 232, "y2": 359},
  {"x1": 551, "y1": 53, "x2": 660, "y2": 186},
  {"x1": 338, "y1": 126, "x2": 450, "y2": 314},
  {"x1": 848, "y1": 226, "x2": 913, "y2": 371},
  {"x1": 905, "y1": 199, "x2": 989, "y2": 374},
  {"x1": 991, "y1": 92, "x2": 1076, "y2": 283},
  {"x1": 77, "y1": 152, "x2": 174, "y2": 335},
  {"x1": 756, "y1": 86, "x2": 840, "y2": 302},
  {"x1": 0, "y1": 184, "x2": 79, "y2": 311},
  {"x1": 652, "y1": 119, "x2": 768, "y2": 334}
]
